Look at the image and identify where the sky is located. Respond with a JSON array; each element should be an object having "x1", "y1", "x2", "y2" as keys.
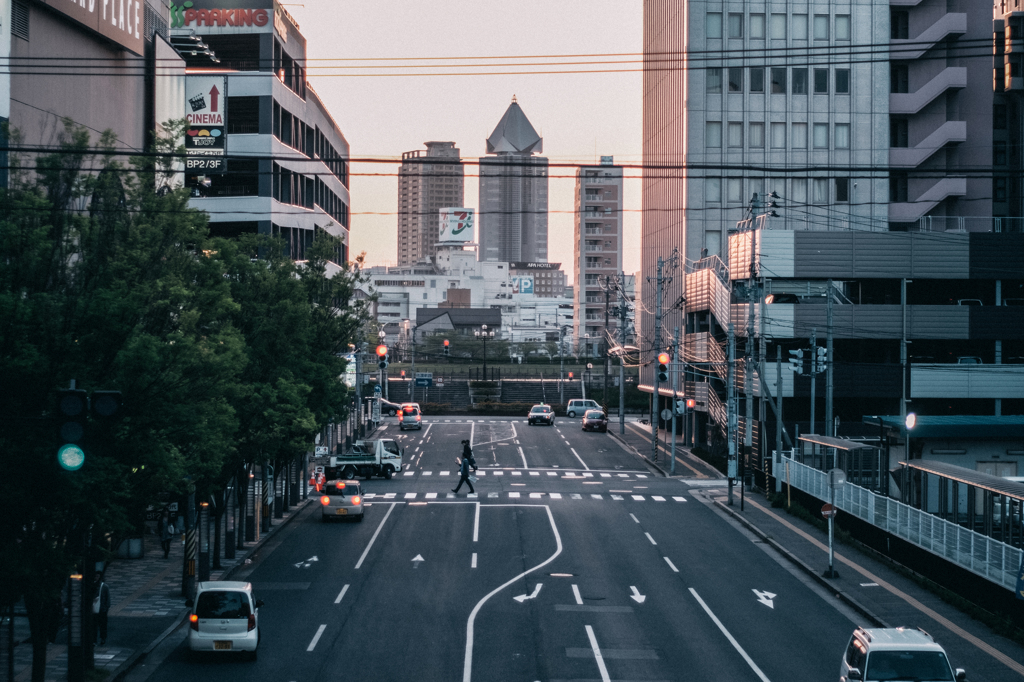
[{"x1": 287, "y1": 0, "x2": 643, "y2": 286}]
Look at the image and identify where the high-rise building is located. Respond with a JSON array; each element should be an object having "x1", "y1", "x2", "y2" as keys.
[
  {"x1": 573, "y1": 158, "x2": 623, "y2": 358},
  {"x1": 479, "y1": 97, "x2": 549, "y2": 263},
  {"x1": 397, "y1": 142, "x2": 464, "y2": 266}
]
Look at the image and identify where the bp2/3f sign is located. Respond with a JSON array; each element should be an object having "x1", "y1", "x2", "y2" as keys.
[{"x1": 185, "y1": 75, "x2": 227, "y2": 173}]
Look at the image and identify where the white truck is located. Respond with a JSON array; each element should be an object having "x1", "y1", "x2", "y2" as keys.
[{"x1": 311, "y1": 439, "x2": 404, "y2": 480}]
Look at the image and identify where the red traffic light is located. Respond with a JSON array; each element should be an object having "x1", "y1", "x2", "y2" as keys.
[
  {"x1": 657, "y1": 352, "x2": 671, "y2": 365},
  {"x1": 568, "y1": 372, "x2": 574, "y2": 379},
  {"x1": 443, "y1": 339, "x2": 449, "y2": 347},
  {"x1": 686, "y1": 398, "x2": 696, "y2": 408},
  {"x1": 376, "y1": 344, "x2": 388, "y2": 357}
]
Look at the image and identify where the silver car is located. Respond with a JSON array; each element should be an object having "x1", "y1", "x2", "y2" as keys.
[
  {"x1": 320, "y1": 479, "x2": 365, "y2": 522},
  {"x1": 187, "y1": 581, "x2": 262, "y2": 660}
]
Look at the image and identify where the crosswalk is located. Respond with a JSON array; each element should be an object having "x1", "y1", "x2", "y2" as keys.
[
  {"x1": 362, "y1": 491, "x2": 687, "y2": 503},
  {"x1": 400, "y1": 470, "x2": 648, "y2": 478}
]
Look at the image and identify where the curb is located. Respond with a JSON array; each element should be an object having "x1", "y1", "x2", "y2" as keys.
[
  {"x1": 108, "y1": 497, "x2": 314, "y2": 682},
  {"x1": 710, "y1": 496, "x2": 889, "y2": 629},
  {"x1": 607, "y1": 430, "x2": 668, "y2": 477}
]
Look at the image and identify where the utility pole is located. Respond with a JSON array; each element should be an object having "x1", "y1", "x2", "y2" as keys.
[
  {"x1": 744, "y1": 211, "x2": 758, "y2": 500},
  {"x1": 409, "y1": 327, "x2": 416, "y2": 403},
  {"x1": 603, "y1": 275, "x2": 612, "y2": 410},
  {"x1": 618, "y1": 282, "x2": 627, "y2": 435},
  {"x1": 900, "y1": 278, "x2": 909, "y2": 426},
  {"x1": 670, "y1": 326, "x2": 680, "y2": 476},
  {"x1": 559, "y1": 325, "x2": 566, "y2": 405},
  {"x1": 650, "y1": 255, "x2": 665, "y2": 463},
  {"x1": 727, "y1": 324, "x2": 737, "y2": 506},
  {"x1": 776, "y1": 345, "x2": 783, "y2": 462},
  {"x1": 809, "y1": 328, "x2": 817, "y2": 435},
  {"x1": 826, "y1": 280, "x2": 834, "y2": 437}
]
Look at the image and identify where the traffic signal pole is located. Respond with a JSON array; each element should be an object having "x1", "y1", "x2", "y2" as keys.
[
  {"x1": 809, "y1": 328, "x2": 817, "y2": 436},
  {"x1": 670, "y1": 326, "x2": 680, "y2": 476}
]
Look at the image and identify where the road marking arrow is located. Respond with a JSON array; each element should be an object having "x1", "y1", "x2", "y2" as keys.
[
  {"x1": 752, "y1": 589, "x2": 777, "y2": 608},
  {"x1": 295, "y1": 555, "x2": 319, "y2": 568},
  {"x1": 629, "y1": 586, "x2": 646, "y2": 604},
  {"x1": 411, "y1": 554, "x2": 425, "y2": 568},
  {"x1": 513, "y1": 583, "x2": 543, "y2": 603}
]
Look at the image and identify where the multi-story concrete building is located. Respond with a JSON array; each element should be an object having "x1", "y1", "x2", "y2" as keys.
[
  {"x1": 173, "y1": 1, "x2": 350, "y2": 266},
  {"x1": 397, "y1": 142, "x2": 464, "y2": 266},
  {"x1": 479, "y1": 97, "x2": 549, "y2": 263},
  {"x1": 509, "y1": 262, "x2": 567, "y2": 298},
  {"x1": 573, "y1": 158, "x2": 623, "y2": 358}
]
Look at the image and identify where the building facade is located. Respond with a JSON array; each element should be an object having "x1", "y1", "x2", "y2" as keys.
[
  {"x1": 573, "y1": 158, "x2": 623, "y2": 358},
  {"x1": 509, "y1": 261, "x2": 567, "y2": 298},
  {"x1": 478, "y1": 97, "x2": 549, "y2": 263},
  {"x1": 397, "y1": 141, "x2": 464, "y2": 266},
  {"x1": 173, "y1": 1, "x2": 350, "y2": 266}
]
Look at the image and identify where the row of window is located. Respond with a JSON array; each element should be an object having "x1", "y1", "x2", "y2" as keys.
[
  {"x1": 273, "y1": 101, "x2": 348, "y2": 187},
  {"x1": 707, "y1": 12, "x2": 851, "y2": 41},
  {"x1": 708, "y1": 67, "x2": 850, "y2": 95},
  {"x1": 706, "y1": 177, "x2": 851, "y2": 204},
  {"x1": 272, "y1": 162, "x2": 349, "y2": 227},
  {"x1": 706, "y1": 121, "x2": 851, "y2": 150}
]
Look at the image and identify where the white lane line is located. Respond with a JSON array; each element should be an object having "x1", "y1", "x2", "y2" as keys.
[
  {"x1": 673, "y1": 496, "x2": 687, "y2": 503},
  {"x1": 307, "y1": 624, "x2": 327, "y2": 651},
  {"x1": 354, "y1": 502, "x2": 397, "y2": 569},
  {"x1": 664, "y1": 557, "x2": 679, "y2": 573},
  {"x1": 511, "y1": 422, "x2": 518, "y2": 442},
  {"x1": 463, "y1": 505, "x2": 563, "y2": 682},
  {"x1": 630, "y1": 513, "x2": 640, "y2": 524},
  {"x1": 471, "y1": 552, "x2": 478, "y2": 569},
  {"x1": 425, "y1": 492, "x2": 438, "y2": 499},
  {"x1": 585, "y1": 625, "x2": 612, "y2": 682},
  {"x1": 519, "y1": 446, "x2": 528, "y2": 469},
  {"x1": 569, "y1": 447, "x2": 590, "y2": 470},
  {"x1": 473, "y1": 502, "x2": 480, "y2": 543},
  {"x1": 470, "y1": 420, "x2": 475, "y2": 447},
  {"x1": 333, "y1": 584, "x2": 349, "y2": 604},
  {"x1": 572, "y1": 584, "x2": 584, "y2": 605},
  {"x1": 689, "y1": 588, "x2": 772, "y2": 682},
  {"x1": 645, "y1": 532, "x2": 657, "y2": 546}
]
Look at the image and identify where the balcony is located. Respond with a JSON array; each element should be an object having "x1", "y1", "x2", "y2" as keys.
[
  {"x1": 911, "y1": 364, "x2": 1024, "y2": 399},
  {"x1": 888, "y1": 177, "x2": 967, "y2": 222},
  {"x1": 889, "y1": 121, "x2": 967, "y2": 168},
  {"x1": 889, "y1": 68, "x2": 967, "y2": 115},
  {"x1": 890, "y1": 13, "x2": 967, "y2": 60}
]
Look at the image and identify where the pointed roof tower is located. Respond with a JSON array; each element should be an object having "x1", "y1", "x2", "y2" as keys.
[{"x1": 485, "y1": 96, "x2": 543, "y2": 154}]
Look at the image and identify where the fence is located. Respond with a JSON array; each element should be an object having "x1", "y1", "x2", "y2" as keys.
[{"x1": 780, "y1": 454, "x2": 1023, "y2": 591}]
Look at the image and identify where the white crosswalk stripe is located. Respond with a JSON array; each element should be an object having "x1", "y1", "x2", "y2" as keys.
[
  {"x1": 383, "y1": 493, "x2": 396, "y2": 499},
  {"x1": 403, "y1": 471, "x2": 414, "y2": 477},
  {"x1": 509, "y1": 492, "x2": 521, "y2": 498},
  {"x1": 673, "y1": 496, "x2": 687, "y2": 502},
  {"x1": 611, "y1": 494, "x2": 624, "y2": 500},
  {"x1": 652, "y1": 495, "x2": 666, "y2": 502},
  {"x1": 422, "y1": 471, "x2": 433, "y2": 476},
  {"x1": 549, "y1": 493, "x2": 562, "y2": 499},
  {"x1": 425, "y1": 492, "x2": 437, "y2": 499},
  {"x1": 364, "y1": 490, "x2": 688, "y2": 503},
  {"x1": 631, "y1": 495, "x2": 645, "y2": 501},
  {"x1": 404, "y1": 492, "x2": 417, "y2": 499}
]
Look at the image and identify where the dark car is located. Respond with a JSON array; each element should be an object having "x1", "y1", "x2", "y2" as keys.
[
  {"x1": 379, "y1": 398, "x2": 402, "y2": 416},
  {"x1": 582, "y1": 409, "x2": 608, "y2": 432},
  {"x1": 528, "y1": 404, "x2": 554, "y2": 426}
]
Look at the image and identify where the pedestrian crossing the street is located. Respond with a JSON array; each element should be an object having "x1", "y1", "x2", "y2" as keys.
[{"x1": 362, "y1": 491, "x2": 687, "y2": 503}]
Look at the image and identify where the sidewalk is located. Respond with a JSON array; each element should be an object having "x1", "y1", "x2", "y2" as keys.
[
  {"x1": 608, "y1": 419, "x2": 722, "y2": 479},
  {"x1": 9, "y1": 496, "x2": 313, "y2": 682},
  {"x1": 613, "y1": 421, "x2": 1024, "y2": 679}
]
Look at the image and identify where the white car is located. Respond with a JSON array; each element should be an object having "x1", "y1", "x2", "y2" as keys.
[
  {"x1": 566, "y1": 399, "x2": 600, "y2": 418},
  {"x1": 840, "y1": 627, "x2": 964, "y2": 682},
  {"x1": 187, "y1": 581, "x2": 262, "y2": 660},
  {"x1": 320, "y1": 480, "x2": 365, "y2": 521}
]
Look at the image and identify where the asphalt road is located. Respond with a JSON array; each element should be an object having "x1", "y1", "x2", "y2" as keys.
[{"x1": 136, "y1": 416, "x2": 866, "y2": 682}]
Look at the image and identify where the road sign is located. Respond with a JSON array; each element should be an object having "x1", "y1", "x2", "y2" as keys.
[
  {"x1": 374, "y1": 384, "x2": 382, "y2": 394},
  {"x1": 828, "y1": 468, "x2": 847, "y2": 487},
  {"x1": 415, "y1": 372, "x2": 433, "y2": 387},
  {"x1": 314, "y1": 466, "x2": 325, "y2": 476},
  {"x1": 315, "y1": 446, "x2": 329, "y2": 456},
  {"x1": 371, "y1": 397, "x2": 381, "y2": 422},
  {"x1": 660, "y1": 408, "x2": 673, "y2": 421},
  {"x1": 821, "y1": 503, "x2": 837, "y2": 518}
]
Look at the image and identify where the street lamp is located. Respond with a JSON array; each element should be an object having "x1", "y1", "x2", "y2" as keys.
[
  {"x1": 558, "y1": 325, "x2": 570, "y2": 405},
  {"x1": 475, "y1": 324, "x2": 494, "y2": 378},
  {"x1": 904, "y1": 412, "x2": 916, "y2": 502}
]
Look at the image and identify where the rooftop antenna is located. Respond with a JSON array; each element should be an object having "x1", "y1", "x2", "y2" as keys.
[{"x1": 512, "y1": 94, "x2": 517, "y2": 103}]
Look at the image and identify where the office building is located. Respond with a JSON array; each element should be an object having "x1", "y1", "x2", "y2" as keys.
[
  {"x1": 397, "y1": 142, "x2": 464, "y2": 266},
  {"x1": 509, "y1": 262, "x2": 567, "y2": 298},
  {"x1": 573, "y1": 158, "x2": 623, "y2": 358},
  {"x1": 479, "y1": 97, "x2": 549, "y2": 263}
]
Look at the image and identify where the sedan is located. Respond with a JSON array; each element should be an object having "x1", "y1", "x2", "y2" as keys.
[
  {"x1": 582, "y1": 410, "x2": 608, "y2": 432},
  {"x1": 186, "y1": 581, "x2": 263, "y2": 660},
  {"x1": 528, "y1": 404, "x2": 555, "y2": 425},
  {"x1": 320, "y1": 480, "x2": 364, "y2": 522}
]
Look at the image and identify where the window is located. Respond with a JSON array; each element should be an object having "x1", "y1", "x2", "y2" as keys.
[
  {"x1": 728, "y1": 67, "x2": 743, "y2": 92},
  {"x1": 792, "y1": 123, "x2": 808, "y2": 148},
  {"x1": 792, "y1": 68, "x2": 808, "y2": 94},
  {"x1": 771, "y1": 123, "x2": 786, "y2": 148},
  {"x1": 835, "y1": 123, "x2": 850, "y2": 149},
  {"x1": 814, "y1": 69, "x2": 828, "y2": 93},
  {"x1": 890, "y1": 118, "x2": 909, "y2": 147},
  {"x1": 706, "y1": 178, "x2": 722, "y2": 202},
  {"x1": 707, "y1": 68, "x2": 722, "y2": 93},
  {"x1": 813, "y1": 15, "x2": 829, "y2": 40},
  {"x1": 813, "y1": 123, "x2": 829, "y2": 148},
  {"x1": 891, "y1": 10, "x2": 909, "y2": 39},
  {"x1": 891, "y1": 64, "x2": 909, "y2": 93},
  {"x1": 995, "y1": 142, "x2": 1008, "y2": 165},
  {"x1": 792, "y1": 179, "x2": 808, "y2": 204},
  {"x1": 813, "y1": 178, "x2": 829, "y2": 203},
  {"x1": 12, "y1": 0, "x2": 28, "y2": 40},
  {"x1": 728, "y1": 122, "x2": 743, "y2": 147},
  {"x1": 749, "y1": 122, "x2": 765, "y2": 148},
  {"x1": 835, "y1": 69, "x2": 850, "y2": 94},
  {"x1": 835, "y1": 178, "x2": 850, "y2": 202},
  {"x1": 994, "y1": 177, "x2": 1009, "y2": 201},
  {"x1": 727, "y1": 178, "x2": 743, "y2": 202},
  {"x1": 750, "y1": 14, "x2": 765, "y2": 39},
  {"x1": 706, "y1": 12, "x2": 723, "y2": 38},
  {"x1": 728, "y1": 13, "x2": 743, "y2": 38},
  {"x1": 793, "y1": 14, "x2": 808, "y2": 40},
  {"x1": 890, "y1": 173, "x2": 908, "y2": 202},
  {"x1": 706, "y1": 122, "x2": 722, "y2": 148},
  {"x1": 771, "y1": 68, "x2": 786, "y2": 93},
  {"x1": 994, "y1": 104, "x2": 1008, "y2": 129},
  {"x1": 770, "y1": 14, "x2": 786, "y2": 39},
  {"x1": 836, "y1": 14, "x2": 851, "y2": 40},
  {"x1": 750, "y1": 68, "x2": 765, "y2": 93}
]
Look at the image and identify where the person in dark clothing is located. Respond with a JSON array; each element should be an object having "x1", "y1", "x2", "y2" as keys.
[
  {"x1": 158, "y1": 509, "x2": 174, "y2": 559},
  {"x1": 461, "y1": 440, "x2": 477, "y2": 471},
  {"x1": 452, "y1": 455, "x2": 475, "y2": 494},
  {"x1": 93, "y1": 578, "x2": 110, "y2": 645}
]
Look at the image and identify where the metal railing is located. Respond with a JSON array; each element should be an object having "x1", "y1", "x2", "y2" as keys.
[{"x1": 779, "y1": 454, "x2": 1022, "y2": 591}]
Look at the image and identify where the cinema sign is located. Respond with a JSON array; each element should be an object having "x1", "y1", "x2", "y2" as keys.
[{"x1": 37, "y1": 0, "x2": 145, "y2": 55}]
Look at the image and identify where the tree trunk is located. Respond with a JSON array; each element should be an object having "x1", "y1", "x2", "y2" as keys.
[
  {"x1": 24, "y1": 593, "x2": 50, "y2": 682},
  {"x1": 212, "y1": 488, "x2": 223, "y2": 570}
]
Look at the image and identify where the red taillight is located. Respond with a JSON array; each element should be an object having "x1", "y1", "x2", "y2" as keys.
[
  {"x1": 320, "y1": 495, "x2": 330, "y2": 505},
  {"x1": 416, "y1": 415, "x2": 421, "y2": 421},
  {"x1": 190, "y1": 613, "x2": 198, "y2": 631},
  {"x1": 351, "y1": 496, "x2": 361, "y2": 505},
  {"x1": 247, "y1": 613, "x2": 256, "y2": 632}
]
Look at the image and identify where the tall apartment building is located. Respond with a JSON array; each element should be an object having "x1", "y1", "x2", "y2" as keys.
[
  {"x1": 479, "y1": 97, "x2": 549, "y2": 263},
  {"x1": 397, "y1": 142, "x2": 464, "y2": 266},
  {"x1": 573, "y1": 159, "x2": 623, "y2": 358},
  {"x1": 173, "y1": 1, "x2": 350, "y2": 267}
]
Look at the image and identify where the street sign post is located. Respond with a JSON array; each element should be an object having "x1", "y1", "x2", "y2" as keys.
[
  {"x1": 660, "y1": 408, "x2": 673, "y2": 421},
  {"x1": 823, "y1": 468, "x2": 844, "y2": 579},
  {"x1": 821, "y1": 503, "x2": 836, "y2": 518},
  {"x1": 371, "y1": 397, "x2": 381, "y2": 423},
  {"x1": 314, "y1": 446, "x2": 329, "y2": 456},
  {"x1": 415, "y1": 371, "x2": 433, "y2": 387}
]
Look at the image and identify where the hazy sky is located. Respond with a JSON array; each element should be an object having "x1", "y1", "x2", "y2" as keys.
[{"x1": 287, "y1": 0, "x2": 643, "y2": 285}]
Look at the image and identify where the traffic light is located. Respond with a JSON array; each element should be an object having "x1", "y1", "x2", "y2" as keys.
[
  {"x1": 686, "y1": 398, "x2": 696, "y2": 409},
  {"x1": 443, "y1": 339, "x2": 450, "y2": 356},
  {"x1": 675, "y1": 399, "x2": 686, "y2": 415},
  {"x1": 568, "y1": 371, "x2": 574, "y2": 379},
  {"x1": 788, "y1": 349, "x2": 804, "y2": 375},
  {"x1": 90, "y1": 390, "x2": 123, "y2": 420},
  {"x1": 815, "y1": 347, "x2": 827, "y2": 374},
  {"x1": 657, "y1": 352, "x2": 670, "y2": 383},
  {"x1": 379, "y1": 355, "x2": 389, "y2": 370},
  {"x1": 376, "y1": 344, "x2": 389, "y2": 370},
  {"x1": 57, "y1": 389, "x2": 88, "y2": 471}
]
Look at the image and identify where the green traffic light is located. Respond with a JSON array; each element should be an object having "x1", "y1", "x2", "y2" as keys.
[{"x1": 58, "y1": 444, "x2": 85, "y2": 471}]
